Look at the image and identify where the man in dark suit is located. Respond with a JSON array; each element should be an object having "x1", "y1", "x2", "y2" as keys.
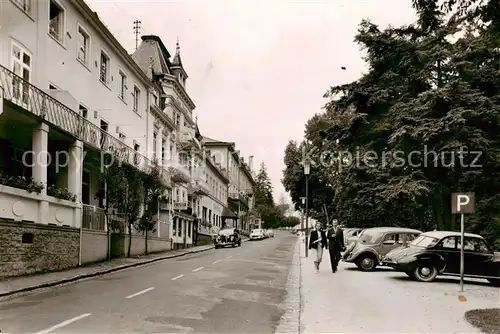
[{"x1": 327, "y1": 222, "x2": 345, "y2": 273}]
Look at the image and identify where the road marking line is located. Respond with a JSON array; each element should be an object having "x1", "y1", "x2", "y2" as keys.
[
  {"x1": 125, "y1": 287, "x2": 155, "y2": 299},
  {"x1": 235, "y1": 253, "x2": 240, "y2": 255},
  {"x1": 212, "y1": 260, "x2": 222, "y2": 264},
  {"x1": 226, "y1": 255, "x2": 232, "y2": 259},
  {"x1": 192, "y1": 266, "x2": 204, "y2": 272},
  {"x1": 171, "y1": 274, "x2": 184, "y2": 280},
  {"x1": 34, "y1": 313, "x2": 91, "y2": 334}
]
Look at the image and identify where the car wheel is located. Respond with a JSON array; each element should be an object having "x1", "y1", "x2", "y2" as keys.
[
  {"x1": 413, "y1": 264, "x2": 438, "y2": 282},
  {"x1": 355, "y1": 254, "x2": 377, "y2": 271},
  {"x1": 215, "y1": 245, "x2": 219, "y2": 249},
  {"x1": 487, "y1": 278, "x2": 500, "y2": 287}
]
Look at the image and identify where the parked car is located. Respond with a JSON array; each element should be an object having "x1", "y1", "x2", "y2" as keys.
[
  {"x1": 382, "y1": 231, "x2": 500, "y2": 286},
  {"x1": 214, "y1": 228, "x2": 242, "y2": 248},
  {"x1": 250, "y1": 229, "x2": 265, "y2": 240},
  {"x1": 344, "y1": 228, "x2": 365, "y2": 247},
  {"x1": 343, "y1": 227, "x2": 422, "y2": 271},
  {"x1": 267, "y1": 229, "x2": 274, "y2": 238}
]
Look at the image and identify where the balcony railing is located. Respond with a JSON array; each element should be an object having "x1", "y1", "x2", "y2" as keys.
[
  {"x1": 0, "y1": 65, "x2": 171, "y2": 187},
  {"x1": 82, "y1": 204, "x2": 106, "y2": 231},
  {"x1": 228, "y1": 192, "x2": 249, "y2": 207}
]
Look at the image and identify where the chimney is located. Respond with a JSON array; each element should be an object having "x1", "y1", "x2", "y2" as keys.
[{"x1": 248, "y1": 155, "x2": 254, "y2": 172}]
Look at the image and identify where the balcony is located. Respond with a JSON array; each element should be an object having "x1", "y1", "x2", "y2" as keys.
[
  {"x1": 0, "y1": 65, "x2": 172, "y2": 188},
  {"x1": 177, "y1": 127, "x2": 201, "y2": 152},
  {"x1": 188, "y1": 177, "x2": 210, "y2": 196},
  {"x1": 173, "y1": 200, "x2": 188, "y2": 211},
  {"x1": 228, "y1": 192, "x2": 249, "y2": 208},
  {"x1": 167, "y1": 161, "x2": 191, "y2": 183}
]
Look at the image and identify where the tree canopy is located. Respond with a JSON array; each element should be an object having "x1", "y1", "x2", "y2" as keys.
[
  {"x1": 282, "y1": 0, "x2": 500, "y2": 248},
  {"x1": 253, "y1": 162, "x2": 299, "y2": 229}
]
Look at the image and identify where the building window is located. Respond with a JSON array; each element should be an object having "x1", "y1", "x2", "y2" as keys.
[
  {"x1": 133, "y1": 143, "x2": 140, "y2": 165},
  {"x1": 49, "y1": 0, "x2": 64, "y2": 42},
  {"x1": 161, "y1": 139, "x2": 166, "y2": 163},
  {"x1": 11, "y1": 42, "x2": 32, "y2": 105},
  {"x1": 12, "y1": 0, "x2": 31, "y2": 14},
  {"x1": 153, "y1": 132, "x2": 157, "y2": 159},
  {"x1": 119, "y1": 71, "x2": 127, "y2": 100},
  {"x1": 77, "y1": 25, "x2": 90, "y2": 65},
  {"x1": 100, "y1": 120, "x2": 108, "y2": 149},
  {"x1": 133, "y1": 86, "x2": 140, "y2": 113},
  {"x1": 79, "y1": 104, "x2": 88, "y2": 118},
  {"x1": 119, "y1": 133, "x2": 126, "y2": 141},
  {"x1": 49, "y1": 84, "x2": 58, "y2": 90},
  {"x1": 100, "y1": 51, "x2": 110, "y2": 84}
]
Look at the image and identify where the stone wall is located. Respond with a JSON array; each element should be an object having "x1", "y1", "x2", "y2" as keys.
[{"x1": 0, "y1": 220, "x2": 79, "y2": 278}]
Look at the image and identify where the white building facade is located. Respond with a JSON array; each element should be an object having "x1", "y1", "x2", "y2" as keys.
[
  {"x1": 202, "y1": 138, "x2": 257, "y2": 232},
  {"x1": 198, "y1": 153, "x2": 229, "y2": 235},
  {"x1": 0, "y1": 0, "x2": 260, "y2": 275},
  {"x1": 0, "y1": 0, "x2": 173, "y2": 241},
  {"x1": 133, "y1": 35, "x2": 207, "y2": 248}
]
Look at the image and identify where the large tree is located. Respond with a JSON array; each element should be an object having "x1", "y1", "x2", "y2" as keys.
[{"x1": 282, "y1": 0, "x2": 500, "y2": 248}]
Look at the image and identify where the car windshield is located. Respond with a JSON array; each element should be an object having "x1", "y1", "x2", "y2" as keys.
[
  {"x1": 346, "y1": 229, "x2": 360, "y2": 237},
  {"x1": 410, "y1": 235, "x2": 439, "y2": 248},
  {"x1": 219, "y1": 229, "x2": 235, "y2": 236},
  {"x1": 358, "y1": 230, "x2": 383, "y2": 244}
]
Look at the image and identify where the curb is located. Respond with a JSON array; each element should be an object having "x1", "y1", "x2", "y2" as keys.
[
  {"x1": 275, "y1": 238, "x2": 301, "y2": 334},
  {"x1": 0, "y1": 245, "x2": 215, "y2": 300}
]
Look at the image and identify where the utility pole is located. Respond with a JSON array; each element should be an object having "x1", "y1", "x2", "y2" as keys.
[{"x1": 133, "y1": 20, "x2": 142, "y2": 51}]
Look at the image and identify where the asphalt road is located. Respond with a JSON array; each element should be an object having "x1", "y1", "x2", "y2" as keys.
[{"x1": 0, "y1": 231, "x2": 297, "y2": 334}]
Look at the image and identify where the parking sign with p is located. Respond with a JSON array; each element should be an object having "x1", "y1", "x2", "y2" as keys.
[{"x1": 451, "y1": 192, "x2": 475, "y2": 214}]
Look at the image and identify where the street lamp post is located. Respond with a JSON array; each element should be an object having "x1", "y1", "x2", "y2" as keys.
[{"x1": 304, "y1": 160, "x2": 310, "y2": 258}]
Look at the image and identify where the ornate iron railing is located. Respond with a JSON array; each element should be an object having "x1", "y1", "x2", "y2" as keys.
[
  {"x1": 0, "y1": 64, "x2": 171, "y2": 187},
  {"x1": 82, "y1": 204, "x2": 106, "y2": 231}
]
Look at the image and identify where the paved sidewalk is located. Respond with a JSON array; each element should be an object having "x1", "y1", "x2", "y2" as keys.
[
  {"x1": 0, "y1": 244, "x2": 215, "y2": 299},
  {"x1": 299, "y1": 246, "x2": 499, "y2": 333}
]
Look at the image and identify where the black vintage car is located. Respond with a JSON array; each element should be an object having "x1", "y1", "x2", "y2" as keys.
[
  {"x1": 382, "y1": 231, "x2": 500, "y2": 286},
  {"x1": 214, "y1": 228, "x2": 242, "y2": 248}
]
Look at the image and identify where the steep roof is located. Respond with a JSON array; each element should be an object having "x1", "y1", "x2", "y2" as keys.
[{"x1": 132, "y1": 35, "x2": 171, "y2": 76}]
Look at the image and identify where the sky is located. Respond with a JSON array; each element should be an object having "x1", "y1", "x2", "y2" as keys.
[{"x1": 86, "y1": 0, "x2": 417, "y2": 203}]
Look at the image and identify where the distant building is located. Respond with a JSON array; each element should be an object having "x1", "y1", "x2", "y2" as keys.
[{"x1": 202, "y1": 138, "x2": 257, "y2": 232}]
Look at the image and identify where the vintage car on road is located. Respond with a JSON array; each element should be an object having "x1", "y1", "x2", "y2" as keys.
[
  {"x1": 343, "y1": 228, "x2": 365, "y2": 248},
  {"x1": 250, "y1": 229, "x2": 265, "y2": 240},
  {"x1": 267, "y1": 229, "x2": 274, "y2": 238},
  {"x1": 214, "y1": 228, "x2": 242, "y2": 248},
  {"x1": 343, "y1": 227, "x2": 422, "y2": 271},
  {"x1": 382, "y1": 231, "x2": 500, "y2": 286}
]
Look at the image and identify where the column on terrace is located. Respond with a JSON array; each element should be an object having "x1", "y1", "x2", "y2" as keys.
[
  {"x1": 32, "y1": 122, "x2": 49, "y2": 224},
  {"x1": 68, "y1": 140, "x2": 83, "y2": 228}
]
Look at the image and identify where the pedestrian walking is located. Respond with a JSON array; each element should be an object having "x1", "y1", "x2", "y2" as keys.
[
  {"x1": 327, "y1": 222, "x2": 346, "y2": 273},
  {"x1": 309, "y1": 223, "x2": 327, "y2": 273}
]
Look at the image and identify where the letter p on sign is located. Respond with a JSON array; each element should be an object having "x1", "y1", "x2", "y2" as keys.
[{"x1": 451, "y1": 192, "x2": 475, "y2": 214}]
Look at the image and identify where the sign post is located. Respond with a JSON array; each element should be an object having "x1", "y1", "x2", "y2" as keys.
[{"x1": 451, "y1": 192, "x2": 475, "y2": 292}]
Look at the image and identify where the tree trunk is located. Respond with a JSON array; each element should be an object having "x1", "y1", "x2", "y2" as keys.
[
  {"x1": 127, "y1": 222, "x2": 132, "y2": 258},
  {"x1": 145, "y1": 230, "x2": 148, "y2": 255}
]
